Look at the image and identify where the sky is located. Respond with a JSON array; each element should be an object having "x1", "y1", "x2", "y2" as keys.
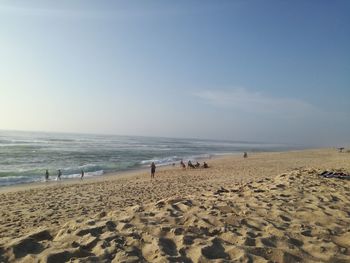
[{"x1": 0, "y1": 1, "x2": 349, "y2": 146}]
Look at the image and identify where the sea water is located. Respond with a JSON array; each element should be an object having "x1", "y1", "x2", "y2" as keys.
[{"x1": 0, "y1": 130, "x2": 296, "y2": 187}]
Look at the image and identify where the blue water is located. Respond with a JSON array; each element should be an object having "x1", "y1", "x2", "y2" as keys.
[{"x1": 0, "y1": 130, "x2": 296, "y2": 187}]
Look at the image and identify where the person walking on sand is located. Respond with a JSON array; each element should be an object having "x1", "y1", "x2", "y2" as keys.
[
  {"x1": 81, "y1": 169, "x2": 84, "y2": 180},
  {"x1": 151, "y1": 162, "x2": 156, "y2": 179},
  {"x1": 45, "y1": 169, "x2": 49, "y2": 181},
  {"x1": 57, "y1": 169, "x2": 62, "y2": 181}
]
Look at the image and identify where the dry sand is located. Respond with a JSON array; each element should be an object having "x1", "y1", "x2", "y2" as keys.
[{"x1": 0, "y1": 148, "x2": 350, "y2": 262}]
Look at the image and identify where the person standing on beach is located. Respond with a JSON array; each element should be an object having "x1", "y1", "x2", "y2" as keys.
[
  {"x1": 57, "y1": 169, "x2": 62, "y2": 181},
  {"x1": 81, "y1": 169, "x2": 84, "y2": 180},
  {"x1": 151, "y1": 162, "x2": 156, "y2": 179},
  {"x1": 45, "y1": 169, "x2": 49, "y2": 181}
]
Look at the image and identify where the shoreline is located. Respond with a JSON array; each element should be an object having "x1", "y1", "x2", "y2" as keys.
[
  {"x1": 0, "y1": 152, "x2": 241, "y2": 194},
  {"x1": 1, "y1": 130, "x2": 290, "y2": 191},
  {"x1": 0, "y1": 147, "x2": 342, "y2": 194},
  {"x1": 0, "y1": 166, "x2": 150, "y2": 194}
]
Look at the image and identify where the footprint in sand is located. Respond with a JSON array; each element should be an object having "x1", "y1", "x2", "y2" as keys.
[
  {"x1": 279, "y1": 215, "x2": 291, "y2": 222},
  {"x1": 158, "y1": 237, "x2": 178, "y2": 257},
  {"x1": 201, "y1": 238, "x2": 229, "y2": 260}
]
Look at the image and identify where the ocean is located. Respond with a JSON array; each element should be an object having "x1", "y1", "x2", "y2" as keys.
[{"x1": 0, "y1": 130, "x2": 295, "y2": 187}]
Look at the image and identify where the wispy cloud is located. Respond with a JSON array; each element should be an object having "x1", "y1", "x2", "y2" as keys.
[{"x1": 193, "y1": 88, "x2": 320, "y2": 119}]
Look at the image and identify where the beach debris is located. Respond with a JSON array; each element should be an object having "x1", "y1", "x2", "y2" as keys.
[
  {"x1": 214, "y1": 187, "x2": 229, "y2": 195},
  {"x1": 319, "y1": 170, "x2": 350, "y2": 180}
]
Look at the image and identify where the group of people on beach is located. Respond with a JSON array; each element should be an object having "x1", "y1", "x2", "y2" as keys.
[
  {"x1": 45, "y1": 152, "x2": 247, "y2": 182},
  {"x1": 180, "y1": 160, "x2": 209, "y2": 169},
  {"x1": 45, "y1": 169, "x2": 84, "y2": 181},
  {"x1": 44, "y1": 152, "x2": 248, "y2": 182},
  {"x1": 150, "y1": 160, "x2": 209, "y2": 179}
]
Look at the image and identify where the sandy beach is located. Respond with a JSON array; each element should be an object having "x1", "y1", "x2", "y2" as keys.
[{"x1": 1, "y1": 148, "x2": 350, "y2": 262}]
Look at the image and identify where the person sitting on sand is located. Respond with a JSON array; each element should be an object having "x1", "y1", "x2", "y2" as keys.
[
  {"x1": 45, "y1": 169, "x2": 49, "y2": 181},
  {"x1": 337, "y1": 147, "x2": 344, "y2": 153},
  {"x1": 203, "y1": 162, "x2": 209, "y2": 168},
  {"x1": 57, "y1": 169, "x2": 62, "y2": 181},
  {"x1": 151, "y1": 162, "x2": 156, "y2": 179},
  {"x1": 243, "y1": 152, "x2": 248, "y2": 158},
  {"x1": 81, "y1": 169, "x2": 84, "y2": 180},
  {"x1": 195, "y1": 162, "x2": 200, "y2": 168},
  {"x1": 180, "y1": 160, "x2": 186, "y2": 169},
  {"x1": 188, "y1": 160, "x2": 195, "y2": 168}
]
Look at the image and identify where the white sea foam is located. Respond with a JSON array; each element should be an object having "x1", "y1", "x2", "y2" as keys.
[
  {"x1": 78, "y1": 163, "x2": 98, "y2": 169},
  {"x1": 0, "y1": 175, "x2": 42, "y2": 186},
  {"x1": 60, "y1": 170, "x2": 104, "y2": 179},
  {"x1": 86, "y1": 170, "x2": 104, "y2": 176},
  {"x1": 140, "y1": 156, "x2": 181, "y2": 166}
]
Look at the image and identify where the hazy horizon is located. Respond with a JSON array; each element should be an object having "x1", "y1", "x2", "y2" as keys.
[
  {"x1": 0, "y1": 128, "x2": 337, "y2": 149},
  {"x1": 1, "y1": 1, "x2": 349, "y2": 147}
]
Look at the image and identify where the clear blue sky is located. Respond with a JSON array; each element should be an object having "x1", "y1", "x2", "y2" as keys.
[{"x1": 1, "y1": 1, "x2": 349, "y2": 146}]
